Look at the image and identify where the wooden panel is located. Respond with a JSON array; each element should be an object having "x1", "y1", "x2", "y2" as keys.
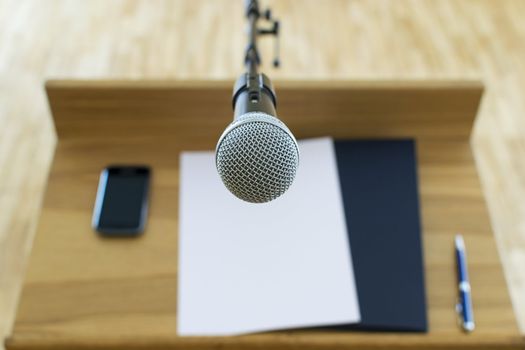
[
  {"x1": 46, "y1": 80, "x2": 483, "y2": 143},
  {"x1": 6, "y1": 81, "x2": 523, "y2": 350}
]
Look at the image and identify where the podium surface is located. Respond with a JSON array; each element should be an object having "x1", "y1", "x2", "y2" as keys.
[{"x1": 6, "y1": 80, "x2": 523, "y2": 350}]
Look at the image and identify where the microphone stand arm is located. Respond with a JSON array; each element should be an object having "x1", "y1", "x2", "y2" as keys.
[
  {"x1": 245, "y1": 0, "x2": 260, "y2": 76},
  {"x1": 233, "y1": 0, "x2": 281, "y2": 119}
]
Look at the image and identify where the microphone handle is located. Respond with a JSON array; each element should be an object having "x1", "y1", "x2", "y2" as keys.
[{"x1": 232, "y1": 72, "x2": 277, "y2": 119}]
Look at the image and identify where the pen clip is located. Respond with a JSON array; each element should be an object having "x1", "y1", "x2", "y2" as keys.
[{"x1": 455, "y1": 297, "x2": 464, "y2": 327}]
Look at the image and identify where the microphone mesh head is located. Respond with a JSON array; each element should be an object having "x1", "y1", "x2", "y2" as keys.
[{"x1": 216, "y1": 112, "x2": 299, "y2": 203}]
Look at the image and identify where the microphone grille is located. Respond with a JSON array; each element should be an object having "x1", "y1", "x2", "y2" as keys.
[{"x1": 216, "y1": 112, "x2": 299, "y2": 203}]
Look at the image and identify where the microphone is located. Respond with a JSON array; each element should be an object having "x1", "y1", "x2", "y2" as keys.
[
  {"x1": 215, "y1": 0, "x2": 299, "y2": 203},
  {"x1": 216, "y1": 74, "x2": 299, "y2": 204}
]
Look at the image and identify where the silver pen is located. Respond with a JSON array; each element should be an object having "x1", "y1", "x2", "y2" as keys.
[{"x1": 455, "y1": 234, "x2": 475, "y2": 332}]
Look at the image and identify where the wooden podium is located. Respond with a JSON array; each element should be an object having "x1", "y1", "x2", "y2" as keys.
[{"x1": 6, "y1": 80, "x2": 524, "y2": 350}]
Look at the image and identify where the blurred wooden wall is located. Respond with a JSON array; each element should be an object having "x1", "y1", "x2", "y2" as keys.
[{"x1": 1, "y1": 0, "x2": 524, "y2": 345}]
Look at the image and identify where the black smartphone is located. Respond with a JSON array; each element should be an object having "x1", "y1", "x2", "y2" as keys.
[{"x1": 92, "y1": 165, "x2": 151, "y2": 236}]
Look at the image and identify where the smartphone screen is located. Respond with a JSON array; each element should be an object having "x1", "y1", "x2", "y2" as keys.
[{"x1": 92, "y1": 166, "x2": 150, "y2": 236}]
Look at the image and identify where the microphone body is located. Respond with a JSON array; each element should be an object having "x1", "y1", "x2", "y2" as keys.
[{"x1": 233, "y1": 73, "x2": 276, "y2": 119}]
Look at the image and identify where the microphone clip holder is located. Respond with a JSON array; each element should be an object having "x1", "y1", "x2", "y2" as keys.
[{"x1": 244, "y1": 0, "x2": 281, "y2": 69}]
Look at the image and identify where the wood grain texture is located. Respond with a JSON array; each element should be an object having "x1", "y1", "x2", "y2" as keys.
[
  {"x1": 5, "y1": 81, "x2": 523, "y2": 350},
  {"x1": 2, "y1": 0, "x2": 525, "y2": 349},
  {"x1": 46, "y1": 80, "x2": 483, "y2": 141}
]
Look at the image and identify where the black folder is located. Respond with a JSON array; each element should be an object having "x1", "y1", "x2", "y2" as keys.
[{"x1": 334, "y1": 139, "x2": 427, "y2": 332}]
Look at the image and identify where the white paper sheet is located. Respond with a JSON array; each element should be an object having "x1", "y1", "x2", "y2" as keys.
[{"x1": 177, "y1": 137, "x2": 360, "y2": 336}]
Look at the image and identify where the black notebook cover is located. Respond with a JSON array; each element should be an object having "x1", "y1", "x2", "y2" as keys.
[{"x1": 334, "y1": 139, "x2": 427, "y2": 332}]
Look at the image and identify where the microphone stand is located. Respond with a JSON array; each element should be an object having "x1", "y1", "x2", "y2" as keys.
[
  {"x1": 232, "y1": 0, "x2": 280, "y2": 119},
  {"x1": 245, "y1": 0, "x2": 279, "y2": 74}
]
